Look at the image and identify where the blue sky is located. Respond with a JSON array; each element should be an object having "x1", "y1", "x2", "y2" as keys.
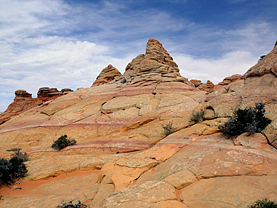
[{"x1": 0, "y1": 0, "x2": 277, "y2": 112}]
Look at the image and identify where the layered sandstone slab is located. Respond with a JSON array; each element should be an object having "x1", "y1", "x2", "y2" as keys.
[{"x1": 92, "y1": 64, "x2": 122, "y2": 87}]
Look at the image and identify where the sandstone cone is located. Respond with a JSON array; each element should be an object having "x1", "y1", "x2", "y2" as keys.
[
  {"x1": 122, "y1": 38, "x2": 192, "y2": 85},
  {"x1": 92, "y1": 64, "x2": 122, "y2": 87}
]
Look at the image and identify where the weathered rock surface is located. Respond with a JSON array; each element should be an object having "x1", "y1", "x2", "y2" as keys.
[
  {"x1": 37, "y1": 87, "x2": 64, "y2": 102},
  {"x1": 197, "y1": 80, "x2": 214, "y2": 92},
  {"x1": 190, "y1": 79, "x2": 202, "y2": 87},
  {"x1": 202, "y1": 42, "x2": 277, "y2": 147},
  {"x1": 92, "y1": 64, "x2": 122, "y2": 87},
  {"x1": 0, "y1": 39, "x2": 277, "y2": 208},
  {"x1": 0, "y1": 87, "x2": 72, "y2": 124},
  {"x1": 122, "y1": 38, "x2": 193, "y2": 87}
]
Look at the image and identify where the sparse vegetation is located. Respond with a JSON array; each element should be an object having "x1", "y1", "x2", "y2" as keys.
[
  {"x1": 258, "y1": 55, "x2": 266, "y2": 62},
  {"x1": 0, "y1": 154, "x2": 28, "y2": 187},
  {"x1": 52, "y1": 135, "x2": 76, "y2": 151},
  {"x1": 190, "y1": 110, "x2": 204, "y2": 123},
  {"x1": 219, "y1": 102, "x2": 273, "y2": 146},
  {"x1": 219, "y1": 102, "x2": 271, "y2": 138},
  {"x1": 56, "y1": 200, "x2": 87, "y2": 208},
  {"x1": 248, "y1": 198, "x2": 277, "y2": 208},
  {"x1": 162, "y1": 121, "x2": 174, "y2": 136},
  {"x1": 7, "y1": 148, "x2": 29, "y2": 162}
]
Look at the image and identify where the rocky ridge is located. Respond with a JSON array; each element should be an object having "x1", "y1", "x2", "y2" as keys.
[
  {"x1": 0, "y1": 87, "x2": 72, "y2": 124},
  {"x1": 0, "y1": 39, "x2": 277, "y2": 208}
]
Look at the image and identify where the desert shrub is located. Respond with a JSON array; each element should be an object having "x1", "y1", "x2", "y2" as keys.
[
  {"x1": 162, "y1": 122, "x2": 173, "y2": 136},
  {"x1": 56, "y1": 200, "x2": 87, "y2": 208},
  {"x1": 248, "y1": 198, "x2": 277, "y2": 208},
  {"x1": 258, "y1": 55, "x2": 266, "y2": 62},
  {"x1": 190, "y1": 110, "x2": 204, "y2": 123},
  {"x1": 7, "y1": 148, "x2": 29, "y2": 162},
  {"x1": 219, "y1": 102, "x2": 271, "y2": 138},
  {"x1": 0, "y1": 156, "x2": 28, "y2": 187},
  {"x1": 52, "y1": 135, "x2": 76, "y2": 151}
]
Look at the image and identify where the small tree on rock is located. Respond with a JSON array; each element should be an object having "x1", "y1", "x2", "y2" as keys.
[{"x1": 219, "y1": 102, "x2": 273, "y2": 147}]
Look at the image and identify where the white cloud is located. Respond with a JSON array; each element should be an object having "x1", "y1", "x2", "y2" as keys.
[
  {"x1": 174, "y1": 50, "x2": 257, "y2": 83},
  {"x1": 0, "y1": 0, "x2": 276, "y2": 113}
]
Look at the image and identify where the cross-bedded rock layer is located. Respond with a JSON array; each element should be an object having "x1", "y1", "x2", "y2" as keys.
[{"x1": 0, "y1": 39, "x2": 277, "y2": 208}]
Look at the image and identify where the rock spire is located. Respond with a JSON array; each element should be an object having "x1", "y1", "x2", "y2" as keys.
[
  {"x1": 122, "y1": 38, "x2": 190, "y2": 85},
  {"x1": 92, "y1": 64, "x2": 122, "y2": 87}
]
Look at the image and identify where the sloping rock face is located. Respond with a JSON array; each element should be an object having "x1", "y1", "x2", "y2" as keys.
[
  {"x1": 213, "y1": 74, "x2": 243, "y2": 91},
  {"x1": 0, "y1": 39, "x2": 277, "y2": 208},
  {"x1": 202, "y1": 42, "x2": 277, "y2": 147},
  {"x1": 92, "y1": 64, "x2": 122, "y2": 87}
]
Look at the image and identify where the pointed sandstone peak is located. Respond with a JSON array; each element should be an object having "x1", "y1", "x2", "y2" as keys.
[
  {"x1": 145, "y1": 38, "x2": 172, "y2": 58},
  {"x1": 92, "y1": 64, "x2": 122, "y2": 87},
  {"x1": 244, "y1": 41, "x2": 277, "y2": 79},
  {"x1": 123, "y1": 38, "x2": 183, "y2": 82}
]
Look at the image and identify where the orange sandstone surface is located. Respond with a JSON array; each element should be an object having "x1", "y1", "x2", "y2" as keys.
[{"x1": 0, "y1": 39, "x2": 277, "y2": 208}]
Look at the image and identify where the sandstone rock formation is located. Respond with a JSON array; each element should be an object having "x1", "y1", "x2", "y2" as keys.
[
  {"x1": 213, "y1": 74, "x2": 243, "y2": 91},
  {"x1": 193, "y1": 74, "x2": 243, "y2": 92},
  {"x1": 122, "y1": 38, "x2": 193, "y2": 86},
  {"x1": 0, "y1": 39, "x2": 277, "y2": 208},
  {"x1": 197, "y1": 80, "x2": 214, "y2": 92},
  {"x1": 0, "y1": 87, "x2": 72, "y2": 124},
  {"x1": 92, "y1": 64, "x2": 122, "y2": 87},
  {"x1": 37, "y1": 87, "x2": 64, "y2": 102},
  {"x1": 0, "y1": 90, "x2": 36, "y2": 124},
  {"x1": 190, "y1": 79, "x2": 202, "y2": 87}
]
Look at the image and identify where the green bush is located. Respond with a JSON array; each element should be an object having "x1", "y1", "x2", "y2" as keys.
[
  {"x1": 52, "y1": 135, "x2": 76, "y2": 151},
  {"x1": 190, "y1": 110, "x2": 204, "y2": 123},
  {"x1": 162, "y1": 122, "x2": 173, "y2": 136},
  {"x1": 0, "y1": 155, "x2": 28, "y2": 187},
  {"x1": 248, "y1": 198, "x2": 277, "y2": 208},
  {"x1": 56, "y1": 200, "x2": 87, "y2": 208},
  {"x1": 7, "y1": 148, "x2": 29, "y2": 162},
  {"x1": 219, "y1": 102, "x2": 271, "y2": 138}
]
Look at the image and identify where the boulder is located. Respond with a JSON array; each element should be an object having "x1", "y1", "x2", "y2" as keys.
[{"x1": 190, "y1": 79, "x2": 202, "y2": 87}]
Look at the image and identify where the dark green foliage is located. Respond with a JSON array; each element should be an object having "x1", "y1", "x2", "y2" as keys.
[
  {"x1": 248, "y1": 198, "x2": 277, "y2": 208},
  {"x1": 56, "y1": 200, "x2": 87, "y2": 208},
  {"x1": 0, "y1": 156, "x2": 28, "y2": 187},
  {"x1": 52, "y1": 135, "x2": 76, "y2": 151},
  {"x1": 162, "y1": 122, "x2": 173, "y2": 136},
  {"x1": 219, "y1": 102, "x2": 271, "y2": 138},
  {"x1": 190, "y1": 110, "x2": 204, "y2": 123},
  {"x1": 7, "y1": 148, "x2": 29, "y2": 162},
  {"x1": 258, "y1": 55, "x2": 266, "y2": 62}
]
